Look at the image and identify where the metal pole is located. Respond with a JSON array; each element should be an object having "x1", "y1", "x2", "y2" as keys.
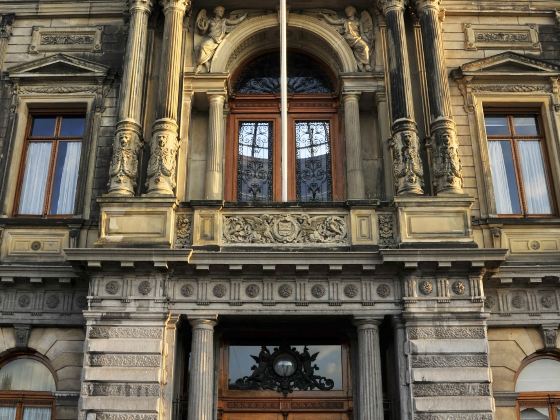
[{"x1": 280, "y1": 0, "x2": 288, "y2": 202}]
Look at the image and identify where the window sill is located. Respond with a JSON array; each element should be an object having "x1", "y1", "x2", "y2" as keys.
[
  {"x1": 474, "y1": 217, "x2": 560, "y2": 226},
  {"x1": 0, "y1": 216, "x2": 84, "y2": 227}
]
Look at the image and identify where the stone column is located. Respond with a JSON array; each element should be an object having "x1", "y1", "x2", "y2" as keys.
[
  {"x1": 378, "y1": 0, "x2": 424, "y2": 196},
  {"x1": 354, "y1": 318, "x2": 384, "y2": 420},
  {"x1": 375, "y1": 92, "x2": 394, "y2": 200},
  {"x1": 146, "y1": 0, "x2": 190, "y2": 195},
  {"x1": 107, "y1": 0, "x2": 153, "y2": 196},
  {"x1": 205, "y1": 94, "x2": 226, "y2": 200},
  {"x1": 343, "y1": 93, "x2": 365, "y2": 199},
  {"x1": 187, "y1": 317, "x2": 217, "y2": 420},
  {"x1": 414, "y1": 0, "x2": 464, "y2": 194}
]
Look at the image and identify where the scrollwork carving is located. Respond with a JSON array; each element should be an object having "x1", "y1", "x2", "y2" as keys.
[
  {"x1": 431, "y1": 120, "x2": 463, "y2": 194},
  {"x1": 175, "y1": 214, "x2": 192, "y2": 248},
  {"x1": 311, "y1": 284, "x2": 326, "y2": 298},
  {"x1": 89, "y1": 327, "x2": 162, "y2": 339},
  {"x1": 89, "y1": 354, "x2": 161, "y2": 367},
  {"x1": 378, "y1": 214, "x2": 396, "y2": 247},
  {"x1": 223, "y1": 214, "x2": 347, "y2": 245},
  {"x1": 138, "y1": 281, "x2": 152, "y2": 296},
  {"x1": 343, "y1": 284, "x2": 359, "y2": 298},
  {"x1": 409, "y1": 327, "x2": 486, "y2": 340}
]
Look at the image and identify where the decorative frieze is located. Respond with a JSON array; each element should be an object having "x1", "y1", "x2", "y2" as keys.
[
  {"x1": 96, "y1": 414, "x2": 157, "y2": 420},
  {"x1": 408, "y1": 327, "x2": 486, "y2": 340},
  {"x1": 84, "y1": 382, "x2": 160, "y2": 397},
  {"x1": 414, "y1": 383, "x2": 490, "y2": 397},
  {"x1": 485, "y1": 286, "x2": 559, "y2": 317},
  {"x1": 378, "y1": 213, "x2": 395, "y2": 248},
  {"x1": 222, "y1": 214, "x2": 348, "y2": 245},
  {"x1": 464, "y1": 24, "x2": 540, "y2": 51},
  {"x1": 29, "y1": 26, "x2": 103, "y2": 53},
  {"x1": 411, "y1": 354, "x2": 488, "y2": 368},
  {"x1": 0, "y1": 287, "x2": 87, "y2": 316},
  {"x1": 415, "y1": 414, "x2": 492, "y2": 420},
  {"x1": 88, "y1": 327, "x2": 162, "y2": 339},
  {"x1": 89, "y1": 354, "x2": 161, "y2": 367}
]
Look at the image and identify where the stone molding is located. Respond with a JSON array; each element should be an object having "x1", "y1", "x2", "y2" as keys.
[
  {"x1": 408, "y1": 327, "x2": 486, "y2": 340},
  {"x1": 88, "y1": 327, "x2": 163, "y2": 339},
  {"x1": 29, "y1": 26, "x2": 103, "y2": 54},
  {"x1": 464, "y1": 24, "x2": 540, "y2": 51}
]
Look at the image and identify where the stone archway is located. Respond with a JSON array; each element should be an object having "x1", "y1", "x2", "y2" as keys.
[{"x1": 210, "y1": 13, "x2": 358, "y2": 75}]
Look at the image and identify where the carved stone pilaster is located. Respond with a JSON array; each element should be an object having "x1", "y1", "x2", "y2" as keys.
[
  {"x1": 414, "y1": 0, "x2": 464, "y2": 195},
  {"x1": 343, "y1": 93, "x2": 365, "y2": 199},
  {"x1": 146, "y1": 0, "x2": 190, "y2": 195},
  {"x1": 354, "y1": 318, "x2": 384, "y2": 420},
  {"x1": 107, "y1": 0, "x2": 153, "y2": 195},
  {"x1": 378, "y1": 0, "x2": 424, "y2": 195},
  {"x1": 541, "y1": 324, "x2": 559, "y2": 350},
  {"x1": 0, "y1": 14, "x2": 15, "y2": 71},
  {"x1": 187, "y1": 317, "x2": 217, "y2": 420},
  {"x1": 205, "y1": 94, "x2": 226, "y2": 200}
]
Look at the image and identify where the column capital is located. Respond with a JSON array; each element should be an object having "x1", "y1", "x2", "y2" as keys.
[
  {"x1": 128, "y1": 0, "x2": 153, "y2": 14},
  {"x1": 353, "y1": 318, "x2": 382, "y2": 329},
  {"x1": 208, "y1": 92, "x2": 227, "y2": 104},
  {"x1": 188, "y1": 316, "x2": 218, "y2": 330},
  {"x1": 160, "y1": 0, "x2": 190, "y2": 14},
  {"x1": 413, "y1": 0, "x2": 441, "y2": 13},
  {"x1": 377, "y1": 0, "x2": 406, "y2": 15},
  {"x1": 342, "y1": 92, "x2": 361, "y2": 102}
]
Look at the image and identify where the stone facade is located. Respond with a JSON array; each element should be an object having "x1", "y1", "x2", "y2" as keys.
[{"x1": 0, "y1": 1, "x2": 559, "y2": 420}]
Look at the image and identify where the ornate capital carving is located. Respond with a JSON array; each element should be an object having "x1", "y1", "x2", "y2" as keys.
[
  {"x1": 107, "y1": 120, "x2": 143, "y2": 196},
  {"x1": 413, "y1": 0, "x2": 441, "y2": 14},
  {"x1": 145, "y1": 119, "x2": 180, "y2": 196},
  {"x1": 0, "y1": 14, "x2": 15, "y2": 39},
  {"x1": 128, "y1": 0, "x2": 154, "y2": 14},
  {"x1": 189, "y1": 317, "x2": 218, "y2": 330},
  {"x1": 353, "y1": 318, "x2": 381, "y2": 330},
  {"x1": 377, "y1": 0, "x2": 405, "y2": 15},
  {"x1": 430, "y1": 118, "x2": 464, "y2": 194},
  {"x1": 160, "y1": 0, "x2": 190, "y2": 13},
  {"x1": 389, "y1": 119, "x2": 424, "y2": 195}
]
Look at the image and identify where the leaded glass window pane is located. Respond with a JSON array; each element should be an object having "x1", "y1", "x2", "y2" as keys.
[
  {"x1": 237, "y1": 121, "x2": 273, "y2": 202},
  {"x1": 295, "y1": 121, "x2": 332, "y2": 202}
]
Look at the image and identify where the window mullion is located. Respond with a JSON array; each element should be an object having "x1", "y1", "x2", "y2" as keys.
[{"x1": 43, "y1": 139, "x2": 59, "y2": 216}]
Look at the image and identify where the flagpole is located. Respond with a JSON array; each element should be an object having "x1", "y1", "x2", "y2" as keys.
[{"x1": 280, "y1": 0, "x2": 288, "y2": 202}]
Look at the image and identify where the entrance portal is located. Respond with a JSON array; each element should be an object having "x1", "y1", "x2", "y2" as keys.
[{"x1": 217, "y1": 320, "x2": 353, "y2": 420}]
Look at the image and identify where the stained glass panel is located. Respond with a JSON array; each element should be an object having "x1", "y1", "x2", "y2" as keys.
[
  {"x1": 295, "y1": 121, "x2": 332, "y2": 202},
  {"x1": 237, "y1": 121, "x2": 273, "y2": 202}
]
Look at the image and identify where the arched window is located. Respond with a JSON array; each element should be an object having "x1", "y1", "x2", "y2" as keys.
[
  {"x1": 0, "y1": 356, "x2": 56, "y2": 420},
  {"x1": 226, "y1": 51, "x2": 343, "y2": 202},
  {"x1": 516, "y1": 357, "x2": 560, "y2": 419}
]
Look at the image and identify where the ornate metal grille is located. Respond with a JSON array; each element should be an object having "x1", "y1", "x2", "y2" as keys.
[
  {"x1": 237, "y1": 121, "x2": 274, "y2": 202},
  {"x1": 235, "y1": 52, "x2": 333, "y2": 94},
  {"x1": 295, "y1": 121, "x2": 332, "y2": 202}
]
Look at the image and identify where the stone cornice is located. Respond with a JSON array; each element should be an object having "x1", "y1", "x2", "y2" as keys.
[
  {"x1": 381, "y1": 248, "x2": 508, "y2": 268},
  {"x1": 64, "y1": 248, "x2": 192, "y2": 268}
]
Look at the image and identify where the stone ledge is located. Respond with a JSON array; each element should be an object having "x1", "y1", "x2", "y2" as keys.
[
  {"x1": 410, "y1": 339, "x2": 488, "y2": 354},
  {"x1": 414, "y1": 396, "x2": 494, "y2": 412},
  {"x1": 411, "y1": 367, "x2": 491, "y2": 383}
]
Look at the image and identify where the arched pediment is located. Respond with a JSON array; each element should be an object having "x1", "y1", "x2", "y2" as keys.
[{"x1": 210, "y1": 13, "x2": 358, "y2": 74}]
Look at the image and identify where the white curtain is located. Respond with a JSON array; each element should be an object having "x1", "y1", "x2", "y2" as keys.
[
  {"x1": 50, "y1": 142, "x2": 81, "y2": 214},
  {"x1": 518, "y1": 141, "x2": 552, "y2": 214},
  {"x1": 488, "y1": 141, "x2": 515, "y2": 214},
  {"x1": 22, "y1": 408, "x2": 51, "y2": 420},
  {"x1": 520, "y1": 407, "x2": 550, "y2": 419},
  {"x1": 18, "y1": 142, "x2": 52, "y2": 214},
  {"x1": 0, "y1": 407, "x2": 16, "y2": 420}
]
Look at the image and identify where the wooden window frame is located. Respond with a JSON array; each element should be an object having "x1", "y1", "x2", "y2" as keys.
[
  {"x1": 0, "y1": 392, "x2": 56, "y2": 420},
  {"x1": 517, "y1": 392, "x2": 560, "y2": 420},
  {"x1": 13, "y1": 109, "x2": 86, "y2": 218},
  {"x1": 484, "y1": 109, "x2": 556, "y2": 218},
  {"x1": 225, "y1": 94, "x2": 343, "y2": 202}
]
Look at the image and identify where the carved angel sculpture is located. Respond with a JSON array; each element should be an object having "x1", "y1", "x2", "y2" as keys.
[
  {"x1": 320, "y1": 6, "x2": 374, "y2": 72},
  {"x1": 196, "y1": 6, "x2": 247, "y2": 73}
]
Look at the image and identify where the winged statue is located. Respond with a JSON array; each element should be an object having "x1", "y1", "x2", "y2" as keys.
[
  {"x1": 320, "y1": 6, "x2": 374, "y2": 72},
  {"x1": 195, "y1": 6, "x2": 247, "y2": 73}
]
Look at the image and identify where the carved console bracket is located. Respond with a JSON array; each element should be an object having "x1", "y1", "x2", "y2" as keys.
[{"x1": 541, "y1": 324, "x2": 559, "y2": 350}]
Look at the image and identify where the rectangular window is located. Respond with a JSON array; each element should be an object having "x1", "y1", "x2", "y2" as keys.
[
  {"x1": 16, "y1": 113, "x2": 85, "y2": 216},
  {"x1": 484, "y1": 113, "x2": 554, "y2": 216}
]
